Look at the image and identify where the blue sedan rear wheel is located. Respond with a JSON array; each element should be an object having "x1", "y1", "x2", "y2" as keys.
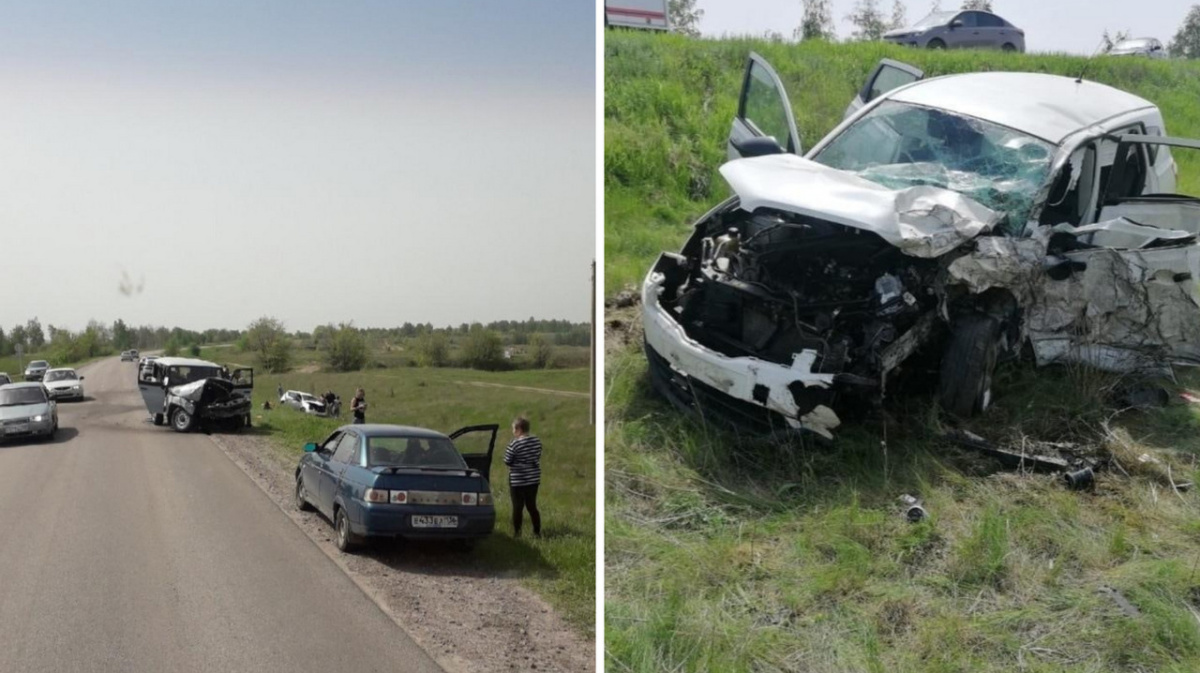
[{"x1": 335, "y1": 508, "x2": 360, "y2": 553}]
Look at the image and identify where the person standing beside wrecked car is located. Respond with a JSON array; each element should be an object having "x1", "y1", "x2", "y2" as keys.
[
  {"x1": 503, "y1": 416, "x2": 542, "y2": 538},
  {"x1": 351, "y1": 388, "x2": 366, "y2": 424}
]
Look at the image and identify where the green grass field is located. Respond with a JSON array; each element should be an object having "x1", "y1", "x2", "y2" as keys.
[
  {"x1": 606, "y1": 31, "x2": 1200, "y2": 672},
  {"x1": 196, "y1": 345, "x2": 596, "y2": 633}
]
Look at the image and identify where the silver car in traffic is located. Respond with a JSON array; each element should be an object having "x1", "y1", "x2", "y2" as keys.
[
  {"x1": 883, "y1": 9, "x2": 1025, "y2": 52},
  {"x1": 0, "y1": 382, "x2": 59, "y2": 441}
]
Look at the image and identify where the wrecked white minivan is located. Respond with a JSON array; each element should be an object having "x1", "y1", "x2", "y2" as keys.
[
  {"x1": 137, "y1": 357, "x2": 254, "y2": 432},
  {"x1": 643, "y1": 54, "x2": 1200, "y2": 438}
]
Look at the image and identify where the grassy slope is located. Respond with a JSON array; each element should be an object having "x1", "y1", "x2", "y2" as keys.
[
  {"x1": 606, "y1": 32, "x2": 1200, "y2": 672},
  {"x1": 196, "y1": 345, "x2": 596, "y2": 633},
  {"x1": 605, "y1": 33, "x2": 1200, "y2": 294}
]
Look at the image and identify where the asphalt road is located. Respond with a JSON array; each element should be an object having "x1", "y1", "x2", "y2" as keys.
[{"x1": 0, "y1": 357, "x2": 443, "y2": 673}]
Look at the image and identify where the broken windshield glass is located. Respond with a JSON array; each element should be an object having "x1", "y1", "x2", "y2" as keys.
[{"x1": 813, "y1": 101, "x2": 1054, "y2": 235}]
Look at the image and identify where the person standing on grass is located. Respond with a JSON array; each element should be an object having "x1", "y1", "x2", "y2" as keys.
[
  {"x1": 503, "y1": 416, "x2": 542, "y2": 538},
  {"x1": 351, "y1": 388, "x2": 366, "y2": 424}
]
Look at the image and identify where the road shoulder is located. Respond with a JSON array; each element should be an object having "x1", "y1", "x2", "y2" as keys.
[{"x1": 208, "y1": 430, "x2": 593, "y2": 673}]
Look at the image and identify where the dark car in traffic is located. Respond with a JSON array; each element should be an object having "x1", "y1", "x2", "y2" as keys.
[
  {"x1": 294, "y1": 423, "x2": 499, "y2": 551},
  {"x1": 24, "y1": 360, "x2": 50, "y2": 381}
]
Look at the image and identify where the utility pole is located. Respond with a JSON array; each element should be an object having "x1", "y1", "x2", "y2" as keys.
[{"x1": 590, "y1": 259, "x2": 596, "y2": 426}]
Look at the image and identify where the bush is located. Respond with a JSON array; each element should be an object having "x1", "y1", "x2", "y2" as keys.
[
  {"x1": 164, "y1": 337, "x2": 181, "y2": 357},
  {"x1": 530, "y1": 333, "x2": 554, "y2": 369},
  {"x1": 323, "y1": 323, "x2": 369, "y2": 372},
  {"x1": 461, "y1": 327, "x2": 506, "y2": 371},
  {"x1": 189, "y1": 343, "x2": 201, "y2": 357},
  {"x1": 245, "y1": 316, "x2": 292, "y2": 373},
  {"x1": 414, "y1": 332, "x2": 449, "y2": 367}
]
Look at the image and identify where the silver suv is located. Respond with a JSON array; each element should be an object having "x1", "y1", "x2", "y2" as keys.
[{"x1": 883, "y1": 10, "x2": 1025, "y2": 52}]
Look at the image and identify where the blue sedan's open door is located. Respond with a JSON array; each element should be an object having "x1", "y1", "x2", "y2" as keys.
[{"x1": 450, "y1": 424, "x2": 499, "y2": 482}]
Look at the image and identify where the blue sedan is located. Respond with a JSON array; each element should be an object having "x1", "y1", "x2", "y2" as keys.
[{"x1": 294, "y1": 423, "x2": 498, "y2": 552}]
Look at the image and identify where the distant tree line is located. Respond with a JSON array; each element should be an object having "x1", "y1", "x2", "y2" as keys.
[
  {"x1": 0, "y1": 317, "x2": 243, "y2": 365},
  {"x1": 0, "y1": 314, "x2": 587, "y2": 375}
]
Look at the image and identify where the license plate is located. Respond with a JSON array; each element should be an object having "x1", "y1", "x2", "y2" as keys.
[
  {"x1": 5, "y1": 424, "x2": 29, "y2": 434},
  {"x1": 411, "y1": 515, "x2": 458, "y2": 529}
]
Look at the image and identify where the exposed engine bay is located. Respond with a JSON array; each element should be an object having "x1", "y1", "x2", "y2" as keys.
[{"x1": 663, "y1": 206, "x2": 942, "y2": 393}]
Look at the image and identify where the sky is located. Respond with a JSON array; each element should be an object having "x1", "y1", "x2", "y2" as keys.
[
  {"x1": 696, "y1": 0, "x2": 1190, "y2": 54},
  {"x1": 0, "y1": 0, "x2": 595, "y2": 333}
]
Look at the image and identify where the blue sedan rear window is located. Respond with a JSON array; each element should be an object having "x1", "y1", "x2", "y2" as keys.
[{"x1": 367, "y1": 436, "x2": 467, "y2": 469}]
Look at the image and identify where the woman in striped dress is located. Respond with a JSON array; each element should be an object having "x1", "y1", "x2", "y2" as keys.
[{"x1": 503, "y1": 416, "x2": 542, "y2": 538}]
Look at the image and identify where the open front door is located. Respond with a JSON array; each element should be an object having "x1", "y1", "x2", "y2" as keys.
[
  {"x1": 729, "y1": 52, "x2": 801, "y2": 160},
  {"x1": 450, "y1": 424, "x2": 499, "y2": 482},
  {"x1": 844, "y1": 59, "x2": 924, "y2": 119},
  {"x1": 1096, "y1": 134, "x2": 1200, "y2": 234},
  {"x1": 229, "y1": 367, "x2": 254, "y2": 401}
]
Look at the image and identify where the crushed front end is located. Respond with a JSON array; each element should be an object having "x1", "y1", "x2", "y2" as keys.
[{"x1": 643, "y1": 200, "x2": 946, "y2": 438}]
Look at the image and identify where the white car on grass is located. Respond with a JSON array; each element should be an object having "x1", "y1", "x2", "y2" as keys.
[{"x1": 643, "y1": 53, "x2": 1199, "y2": 438}]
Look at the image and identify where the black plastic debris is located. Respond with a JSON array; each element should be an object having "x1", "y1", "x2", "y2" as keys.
[{"x1": 1063, "y1": 466, "x2": 1095, "y2": 490}]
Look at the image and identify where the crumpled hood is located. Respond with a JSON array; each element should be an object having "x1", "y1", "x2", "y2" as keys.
[
  {"x1": 0, "y1": 403, "x2": 50, "y2": 420},
  {"x1": 720, "y1": 154, "x2": 1002, "y2": 258},
  {"x1": 169, "y1": 377, "x2": 236, "y2": 402}
]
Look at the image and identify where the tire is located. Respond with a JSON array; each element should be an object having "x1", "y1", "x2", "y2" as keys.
[
  {"x1": 170, "y1": 407, "x2": 196, "y2": 433},
  {"x1": 1001, "y1": 43, "x2": 1016, "y2": 52},
  {"x1": 295, "y1": 477, "x2": 314, "y2": 512},
  {"x1": 334, "y1": 508, "x2": 360, "y2": 553},
  {"x1": 244, "y1": 413, "x2": 252, "y2": 429},
  {"x1": 927, "y1": 38, "x2": 946, "y2": 49},
  {"x1": 152, "y1": 413, "x2": 164, "y2": 426},
  {"x1": 938, "y1": 314, "x2": 1001, "y2": 418}
]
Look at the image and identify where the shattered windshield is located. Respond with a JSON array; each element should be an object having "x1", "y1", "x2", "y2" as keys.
[
  {"x1": 812, "y1": 101, "x2": 1054, "y2": 234},
  {"x1": 913, "y1": 11, "x2": 955, "y2": 29}
]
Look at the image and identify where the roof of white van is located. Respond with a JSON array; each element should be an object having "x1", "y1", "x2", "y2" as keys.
[
  {"x1": 887, "y1": 72, "x2": 1156, "y2": 144},
  {"x1": 152, "y1": 357, "x2": 220, "y2": 368}
]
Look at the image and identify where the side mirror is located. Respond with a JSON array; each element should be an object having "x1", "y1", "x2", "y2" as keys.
[
  {"x1": 949, "y1": 19, "x2": 963, "y2": 29},
  {"x1": 731, "y1": 135, "x2": 786, "y2": 158},
  {"x1": 303, "y1": 442, "x2": 318, "y2": 453},
  {"x1": 79, "y1": 376, "x2": 85, "y2": 381}
]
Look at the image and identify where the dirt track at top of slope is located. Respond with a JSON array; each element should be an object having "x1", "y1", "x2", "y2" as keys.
[{"x1": 209, "y1": 431, "x2": 594, "y2": 673}]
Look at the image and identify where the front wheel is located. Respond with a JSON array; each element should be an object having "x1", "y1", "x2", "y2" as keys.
[
  {"x1": 295, "y1": 477, "x2": 314, "y2": 512},
  {"x1": 938, "y1": 314, "x2": 1001, "y2": 418},
  {"x1": 1001, "y1": 43, "x2": 1017, "y2": 52},
  {"x1": 170, "y1": 407, "x2": 196, "y2": 433},
  {"x1": 334, "y1": 509, "x2": 360, "y2": 553},
  {"x1": 927, "y1": 38, "x2": 946, "y2": 49}
]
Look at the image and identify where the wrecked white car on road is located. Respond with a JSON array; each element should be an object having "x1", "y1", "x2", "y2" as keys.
[{"x1": 643, "y1": 54, "x2": 1200, "y2": 438}]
